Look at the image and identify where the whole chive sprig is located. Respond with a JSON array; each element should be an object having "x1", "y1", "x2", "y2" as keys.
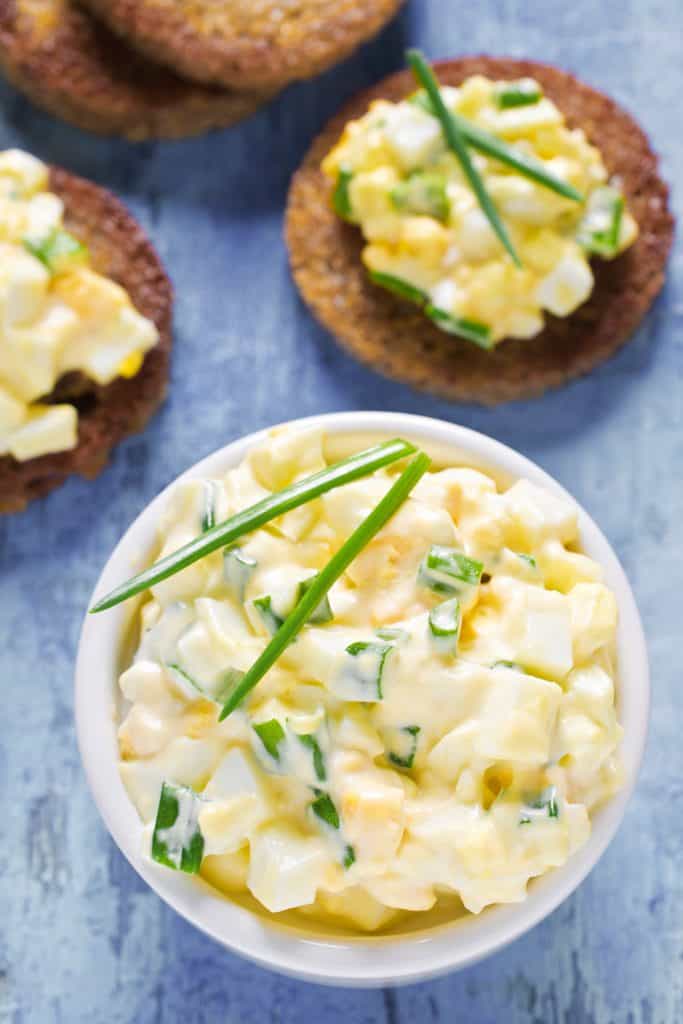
[
  {"x1": 219, "y1": 451, "x2": 431, "y2": 720},
  {"x1": 411, "y1": 92, "x2": 582, "y2": 203},
  {"x1": 90, "y1": 437, "x2": 416, "y2": 613},
  {"x1": 451, "y1": 112, "x2": 582, "y2": 202},
  {"x1": 407, "y1": 49, "x2": 521, "y2": 268}
]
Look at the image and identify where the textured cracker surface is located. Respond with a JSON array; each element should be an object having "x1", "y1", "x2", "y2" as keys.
[
  {"x1": 0, "y1": 1, "x2": 682, "y2": 1021},
  {"x1": 287, "y1": 57, "x2": 673, "y2": 405},
  {"x1": 0, "y1": 166, "x2": 172, "y2": 512},
  {"x1": 81, "y1": 0, "x2": 404, "y2": 91},
  {"x1": 0, "y1": 0, "x2": 271, "y2": 139}
]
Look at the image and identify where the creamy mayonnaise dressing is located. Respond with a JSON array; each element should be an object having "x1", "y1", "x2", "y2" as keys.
[
  {"x1": 322, "y1": 75, "x2": 638, "y2": 347},
  {"x1": 0, "y1": 149, "x2": 158, "y2": 462},
  {"x1": 118, "y1": 427, "x2": 622, "y2": 931}
]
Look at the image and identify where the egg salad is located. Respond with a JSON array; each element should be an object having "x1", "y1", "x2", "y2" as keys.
[
  {"x1": 117, "y1": 427, "x2": 623, "y2": 932},
  {"x1": 0, "y1": 149, "x2": 158, "y2": 462},
  {"x1": 322, "y1": 75, "x2": 638, "y2": 348}
]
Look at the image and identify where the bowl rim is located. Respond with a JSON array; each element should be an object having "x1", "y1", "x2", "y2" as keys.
[{"x1": 75, "y1": 410, "x2": 649, "y2": 987}]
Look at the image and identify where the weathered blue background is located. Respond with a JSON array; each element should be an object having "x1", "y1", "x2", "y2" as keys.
[{"x1": 1, "y1": 1, "x2": 681, "y2": 1020}]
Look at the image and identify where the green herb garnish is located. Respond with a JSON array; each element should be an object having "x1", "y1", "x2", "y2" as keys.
[
  {"x1": 333, "y1": 167, "x2": 354, "y2": 221},
  {"x1": 368, "y1": 269, "x2": 429, "y2": 305},
  {"x1": 516, "y1": 552, "x2": 537, "y2": 569},
  {"x1": 495, "y1": 78, "x2": 542, "y2": 109},
  {"x1": 337, "y1": 640, "x2": 394, "y2": 701},
  {"x1": 166, "y1": 662, "x2": 244, "y2": 704},
  {"x1": 23, "y1": 227, "x2": 88, "y2": 274},
  {"x1": 253, "y1": 594, "x2": 285, "y2": 636},
  {"x1": 223, "y1": 545, "x2": 257, "y2": 599},
  {"x1": 407, "y1": 49, "x2": 521, "y2": 267},
  {"x1": 91, "y1": 438, "x2": 417, "y2": 613},
  {"x1": 253, "y1": 718, "x2": 286, "y2": 760},
  {"x1": 410, "y1": 92, "x2": 582, "y2": 202},
  {"x1": 151, "y1": 782, "x2": 204, "y2": 874},
  {"x1": 387, "y1": 725, "x2": 420, "y2": 769},
  {"x1": 310, "y1": 792, "x2": 355, "y2": 868},
  {"x1": 390, "y1": 171, "x2": 450, "y2": 221},
  {"x1": 428, "y1": 597, "x2": 461, "y2": 653},
  {"x1": 311, "y1": 792, "x2": 340, "y2": 829},
  {"x1": 298, "y1": 733, "x2": 326, "y2": 782},
  {"x1": 424, "y1": 306, "x2": 493, "y2": 349},
  {"x1": 218, "y1": 452, "x2": 430, "y2": 719},
  {"x1": 521, "y1": 786, "x2": 559, "y2": 823},
  {"x1": 296, "y1": 575, "x2": 333, "y2": 624},
  {"x1": 577, "y1": 185, "x2": 624, "y2": 257},
  {"x1": 418, "y1": 544, "x2": 483, "y2": 595}
]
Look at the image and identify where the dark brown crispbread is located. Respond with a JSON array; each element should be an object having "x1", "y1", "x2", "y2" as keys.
[
  {"x1": 80, "y1": 0, "x2": 404, "y2": 92},
  {"x1": 285, "y1": 57, "x2": 674, "y2": 406},
  {"x1": 0, "y1": 166, "x2": 173, "y2": 513},
  {"x1": 0, "y1": 0, "x2": 272, "y2": 140}
]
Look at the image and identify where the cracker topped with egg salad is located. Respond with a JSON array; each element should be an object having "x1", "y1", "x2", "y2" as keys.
[
  {"x1": 0, "y1": 149, "x2": 172, "y2": 512},
  {"x1": 93, "y1": 426, "x2": 623, "y2": 932},
  {"x1": 286, "y1": 54, "x2": 673, "y2": 404}
]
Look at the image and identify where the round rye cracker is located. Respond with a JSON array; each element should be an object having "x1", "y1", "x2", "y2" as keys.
[
  {"x1": 286, "y1": 57, "x2": 674, "y2": 406},
  {"x1": 0, "y1": 166, "x2": 173, "y2": 513},
  {"x1": 0, "y1": 0, "x2": 271, "y2": 140},
  {"x1": 80, "y1": 0, "x2": 404, "y2": 92}
]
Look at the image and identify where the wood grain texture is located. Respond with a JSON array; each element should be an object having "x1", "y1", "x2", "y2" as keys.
[{"x1": 0, "y1": 1, "x2": 681, "y2": 1021}]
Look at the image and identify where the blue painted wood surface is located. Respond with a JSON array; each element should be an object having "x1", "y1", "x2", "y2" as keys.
[{"x1": 1, "y1": 1, "x2": 681, "y2": 1020}]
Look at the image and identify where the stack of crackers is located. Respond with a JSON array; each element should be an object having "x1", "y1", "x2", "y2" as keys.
[{"x1": 0, "y1": 0, "x2": 403, "y2": 140}]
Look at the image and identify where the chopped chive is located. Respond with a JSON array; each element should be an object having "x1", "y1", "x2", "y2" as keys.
[
  {"x1": 333, "y1": 166, "x2": 354, "y2": 221},
  {"x1": 409, "y1": 93, "x2": 582, "y2": 202},
  {"x1": 425, "y1": 305, "x2": 494, "y2": 349},
  {"x1": 428, "y1": 597, "x2": 461, "y2": 653},
  {"x1": 343, "y1": 845, "x2": 356, "y2": 869},
  {"x1": 407, "y1": 49, "x2": 521, "y2": 267},
  {"x1": 91, "y1": 438, "x2": 417, "y2": 613},
  {"x1": 577, "y1": 185, "x2": 625, "y2": 257},
  {"x1": 310, "y1": 792, "x2": 356, "y2": 869},
  {"x1": 219, "y1": 452, "x2": 430, "y2": 719},
  {"x1": 223, "y1": 545, "x2": 257, "y2": 600},
  {"x1": 151, "y1": 782, "x2": 204, "y2": 874},
  {"x1": 253, "y1": 718, "x2": 286, "y2": 760},
  {"x1": 23, "y1": 227, "x2": 88, "y2": 274},
  {"x1": 492, "y1": 659, "x2": 523, "y2": 671},
  {"x1": 166, "y1": 662, "x2": 244, "y2": 704},
  {"x1": 336, "y1": 640, "x2": 393, "y2": 701},
  {"x1": 419, "y1": 544, "x2": 483, "y2": 595},
  {"x1": 296, "y1": 575, "x2": 333, "y2": 624},
  {"x1": 390, "y1": 171, "x2": 450, "y2": 221},
  {"x1": 495, "y1": 78, "x2": 542, "y2": 109},
  {"x1": 165, "y1": 662, "x2": 204, "y2": 699},
  {"x1": 311, "y1": 792, "x2": 340, "y2": 829},
  {"x1": 253, "y1": 594, "x2": 284, "y2": 636},
  {"x1": 298, "y1": 733, "x2": 326, "y2": 782},
  {"x1": 387, "y1": 725, "x2": 420, "y2": 769},
  {"x1": 522, "y1": 786, "x2": 559, "y2": 821},
  {"x1": 368, "y1": 269, "x2": 429, "y2": 305},
  {"x1": 516, "y1": 552, "x2": 537, "y2": 569}
]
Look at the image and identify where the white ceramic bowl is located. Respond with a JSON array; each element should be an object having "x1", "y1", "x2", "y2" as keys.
[{"x1": 75, "y1": 412, "x2": 649, "y2": 987}]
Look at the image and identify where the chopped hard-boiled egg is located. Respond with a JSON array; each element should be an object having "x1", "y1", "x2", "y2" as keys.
[
  {"x1": 0, "y1": 149, "x2": 158, "y2": 462},
  {"x1": 119, "y1": 427, "x2": 622, "y2": 927},
  {"x1": 322, "y1": 76, "x2": 637, "y2": 347}
]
